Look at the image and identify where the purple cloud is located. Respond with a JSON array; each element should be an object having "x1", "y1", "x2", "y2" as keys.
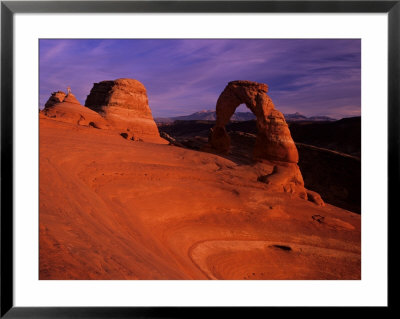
[{"x1": 39, "y1": 39, "x2": 360, "y2": 119}]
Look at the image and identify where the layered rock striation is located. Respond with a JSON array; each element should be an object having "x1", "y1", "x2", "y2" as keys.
[
  {"x1": 84, "y1": 78, "x2": 164, "y2": 142},
  {"x1": 208, "y1": 80, "x2": 324, "y2": 205}
]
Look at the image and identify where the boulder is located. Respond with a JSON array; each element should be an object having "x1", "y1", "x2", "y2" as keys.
[{"x1": 84, "y1": 78, "x2": 165, "y2": 143}]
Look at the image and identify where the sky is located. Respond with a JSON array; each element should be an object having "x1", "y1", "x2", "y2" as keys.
[{"x1": 39, "y1": 39, "x2": 361, "y2": 119}]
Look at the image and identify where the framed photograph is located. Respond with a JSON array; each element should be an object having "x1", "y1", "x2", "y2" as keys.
[{"x1": 1, "y1": 0, "x2": 396, "y2": 317}]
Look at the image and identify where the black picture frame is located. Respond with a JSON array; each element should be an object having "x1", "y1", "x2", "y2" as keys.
[{"x1": 1, "y1": 0, "x2": 396, "y2": 317}]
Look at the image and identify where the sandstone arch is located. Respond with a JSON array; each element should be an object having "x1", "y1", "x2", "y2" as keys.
[
  {"x1": 208, "y1": 81, "x2": 324, "y2": 206},
  {"x1": 209, "y1": 80, "x2": 298, "y2": 163}
]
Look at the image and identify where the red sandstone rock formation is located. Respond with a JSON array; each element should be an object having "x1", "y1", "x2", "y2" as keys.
[
  {"x1": 42, "y1": 92, "x2": 109, "y2": 129},
  {"x1": 44, "y1": 91, "x2": 66, "y2": 108},
  {"x1": 39, "y1": 116, "x2": 360, "y2": 280},
  {"x1": 208, "y1": 80, "x2": 324, "y2": 205},
  {"x1": 62, "y1": 92, "x2": 81, "y2": 105},
  {"x1": 85, "y1": 78, "x2": 164, "y2": 143},
  {"x1": 209, "y1": 80, "x2": 298, "y2": 162}
]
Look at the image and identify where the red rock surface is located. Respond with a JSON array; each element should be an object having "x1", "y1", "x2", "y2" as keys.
[
  {"x1": 39, "y1": 117, "x2": 360, "y2": 280},
  {"x1": 41, "y1": 93, "x2": 110, "y2": 129},
  {"x1": 44, "y1": 91, "x2": 66, "y2": 108},
  {"x1": 62, "y1": 92, "x2": 81, "y2": 105},
  {"x1": 85, "y1": 78, "x2": 164, "y2": 143},
  {"x1": 208, "y1": 81, "x2": 323, "y2": 205},
  {"x1": 210, "y1": 80, "x2": 298, "y2": 163}
]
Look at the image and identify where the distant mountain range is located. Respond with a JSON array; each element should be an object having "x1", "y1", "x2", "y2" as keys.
[
  {"x1": 284, "y1": 112, "x2": 336, "y2": 122},
  {"x1": 155, "y1": 110, "x2": 336, "y2": 123}
]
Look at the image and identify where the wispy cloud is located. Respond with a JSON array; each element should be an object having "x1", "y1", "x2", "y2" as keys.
[{"x1": 39, "y1": 39, "x2": 360, "y2": 118}]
